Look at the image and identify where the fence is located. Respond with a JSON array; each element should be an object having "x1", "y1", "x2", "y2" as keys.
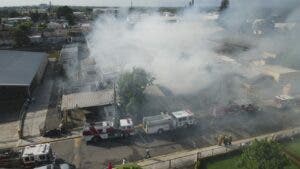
[
  {"x1": 139, "y1": 127, "x2": 300, "y2": 169},
  {"x1": 18, "y1": 100, "x2": 30, "y2": 139},
  {"x1": 140, "y1": 144, "x2": 241, "y2": 169}
]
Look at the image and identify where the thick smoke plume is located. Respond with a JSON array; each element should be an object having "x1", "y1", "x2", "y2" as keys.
[
  {"x1": 88, "y1": 10, "x2": 246, "y2": 94},
  {"x1": 87, "y1": 0, "x2": 300, "y2": 96}
]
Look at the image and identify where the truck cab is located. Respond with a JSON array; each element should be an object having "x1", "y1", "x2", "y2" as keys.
[
  {"x1": 22, "y1": 143, "x2": 53, "y2": 166},
  {"x1": 274, "y1": 95, "x2": 294, "y2": 109},
  {"x1": 170, "y1": 110, "x2": 194, "y2": 128},
  {"x1": 82, "y1": 118, "x2": 134, "y2": 142},
  {"x1": 119, "y1": 118, "x2": 135, "y2": 136}
]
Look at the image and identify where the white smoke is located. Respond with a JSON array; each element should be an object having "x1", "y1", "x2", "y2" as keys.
[{"x1": 87, "y1": 10, "x2": 246, "y2": 94}]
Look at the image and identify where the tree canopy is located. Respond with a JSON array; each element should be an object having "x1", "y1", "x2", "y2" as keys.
[
  {"x1": 238, "y1": 139, "x2": 289, "y2": 169},
  {"x1": 118, "y1": 68, "x2": 154, "y2": 117},
  {"x1": 56, "y1": 6, "x2": 75, "y2": 25},
  {"x1": 219, "y1": 0, "x2": 229, "y2": 11},
  {"x1": 11, "y1": 22, "x2": 32, "y2": 47},
  {"x1": 29, "y1": 11, "x2": 49, "y2": 23},
  {"x1": 0, "y1": 9, "x2": 20, "y2": 18}
]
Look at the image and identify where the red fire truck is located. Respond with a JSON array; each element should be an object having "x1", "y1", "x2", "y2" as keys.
[{"x1": 82, "y1": 118, "x2": 134, "y2": 142}]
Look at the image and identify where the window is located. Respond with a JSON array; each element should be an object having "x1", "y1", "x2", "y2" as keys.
[
  {"x1": 29, "y1": 156, "x2": 34, "y2": 161},
  {"x1": 24, "y1": 157, "x2": 29, "y2": 162},
  {"x1": 179, "y1": 117, "x2": 187, "y2": 122},
  {"x1": 39, "y1": 155, "x2": 45, "y2": 160}
]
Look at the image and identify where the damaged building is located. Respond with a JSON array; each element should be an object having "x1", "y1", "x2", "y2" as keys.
[
  {"x1": 244, "y1": 64, "x2": 300, "y2": 100},
  {"x1": 61, "y1": 89, "x2": 117, "y2": 123}
]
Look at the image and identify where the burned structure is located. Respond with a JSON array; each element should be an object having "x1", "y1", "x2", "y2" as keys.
[{"x1": 61, "y1": 89, "x2": 117, "y2": 123}]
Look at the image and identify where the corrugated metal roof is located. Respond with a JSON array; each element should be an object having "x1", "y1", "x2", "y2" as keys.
[
  {"x1": 261, "y1": 65, "x2": 298, "y2": 74},
  {"x1": 0, "y1": 50, "x2": 47, "y2": 86},
  {"x1": 171, "y1": 110, "x2": 193, "y2": 119},
  {"x1": 61, "y1": 89, "x2": 115, "y2": 110}
]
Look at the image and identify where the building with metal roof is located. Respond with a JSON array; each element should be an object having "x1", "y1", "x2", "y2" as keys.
[
  {"x1": 0, "y1": 50, "x2": 48, "y2": 118},
  {"x1": 0, "y1": 50, "x2": 48, "y2": 86},
  {"x1": 61, "y1": 89, "x2": 115, "y2": 111}
]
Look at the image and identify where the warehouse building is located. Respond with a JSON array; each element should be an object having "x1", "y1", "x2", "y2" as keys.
[{"x1": 0, "y1": 50, "x2": 48, "y2": 117}]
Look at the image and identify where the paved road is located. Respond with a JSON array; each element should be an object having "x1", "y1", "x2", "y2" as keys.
[
  {"x1": 51, "y1": 124, "x2": 300, "y2": 169},
  {"x1": 22, "y1": 67, "x2": 54, "y2": 138},
  {"x1": 0, "y1": 121, "x2": 19, "y2": 144}
]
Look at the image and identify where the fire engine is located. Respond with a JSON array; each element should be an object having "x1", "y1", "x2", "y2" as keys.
[
  {"x1": 0, "y1": 143, "x2": 54, "y2": 168},
  {"x1": 82, "y1": 118, "x2": 134, "y2": 142},
  {"x1": 143, "y1": 110, "x2": 195, "y2": 134}
]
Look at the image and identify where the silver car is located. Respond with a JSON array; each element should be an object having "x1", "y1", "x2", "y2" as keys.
[{"x1": 34, "y1": 163, "x2": 75, "y2": 169}]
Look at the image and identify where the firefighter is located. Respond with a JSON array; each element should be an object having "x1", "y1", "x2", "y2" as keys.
[
  {"x1": 145, "y1": 148, "x2": 151, "y2": 159},
  {"x1": 58, "y1": 122, "x2": 63, "y2": 136},
  {"x1": 108, "y1": 162, "x2": 113, "y2": 169},
  {"x1": 218, "y1": 135, "x2": 225, "y2": 146},
  {"x1": 228, "y1": 135, "x2": 232, "y2": 145},
  {"x1": 53, "y1": 152, "x2": 57, "y2": 164}
]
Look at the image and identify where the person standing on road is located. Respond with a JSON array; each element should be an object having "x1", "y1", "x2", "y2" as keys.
[
  {"x1": 145, "y1": 148, "x2": 151, "y2": 159},
  {"x1": 122, "y1": 158, "x2": 126, "y2": 165},
  {"x1": 53, "y1": 152, "x2": 57, "y2": 164},
  {"x1": 108, "y1": 162, "x2": 113, "y2": 169}
]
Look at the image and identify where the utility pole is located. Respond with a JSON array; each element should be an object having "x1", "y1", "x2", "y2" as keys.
[{"x1": 48, "y1": 1, "x2": 52, "y2": 16}]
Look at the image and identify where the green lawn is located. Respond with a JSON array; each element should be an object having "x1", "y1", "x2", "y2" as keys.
[
  {"x1": 205, "y1": 139, "x2": 300, "y2": 169},
  {"x1": 285, "y1": 138, "x2": 300, "y2": 157},
  {"x1": 206, "y1": 155, "x2": 299, "y2": 169},
  {"x1": 206, "y1": 156, "x2": 240, "y2": 169}
]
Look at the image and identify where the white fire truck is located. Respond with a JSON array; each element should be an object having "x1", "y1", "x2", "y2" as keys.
[
  {"x1": 0, "y1": 143, "x2": 54, "y2": 168},
  {"x1": 143, "y1": 110, "x2": 195, "y2": 134},
  {"x1": 82, "y1": 118, "x2": 134, "y2": 142},
  {"x1": 22, "y1": 143, "x2": 53, "y2": 166}
]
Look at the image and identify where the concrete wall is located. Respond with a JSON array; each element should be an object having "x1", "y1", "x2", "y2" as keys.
[{"x1": 34, "y1": 54, "x2": 48, "y2": 84}]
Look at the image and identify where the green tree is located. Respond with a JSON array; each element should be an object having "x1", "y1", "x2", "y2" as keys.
[
  {"x1": 56, "y1": 6, "x2": 75, "y2": 25},
  {"x1": 12, "y1": 22, "x2": 32, "y2": 47},
  {"x1": 116, "y1": 163, "x2": 142, "y2": 169},
  {"x1": 118, "y1": 68, "x2": 154, "y2": 118},
  {"x1": 38, "y1": 23, "x2": 47, "y2": 32},
  {"x1": 238, "y1": 139, "x2": 289, "y2": 169},
  {"x1": 0, "y1": 9, "x2": 20, "y2": 18},
  {"x1": 219, "y1": 0, "x2": 229, "y2": 11},
  {"x1": 8, "y1": 10, "x2": 20, "y2": 18},
  {"x1": 29, "y1": 11, "x2": 40, "y2": 23}
]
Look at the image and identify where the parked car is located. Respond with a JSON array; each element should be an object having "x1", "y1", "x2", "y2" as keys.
[{"x1": 34, "y1": 163, "x2": 75, "y2": 169}]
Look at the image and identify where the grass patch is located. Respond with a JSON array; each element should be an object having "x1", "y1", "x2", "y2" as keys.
[
  {"x1": 285, "y1": 164, "x2": 299, "y2": 169},
  {"x1": 48, "y1": 50, "x2": 60, "y2": 59},
  {"x1": 285, "y1": 138, "x2": 300, "y2": 157},
  {"x1": 206, "y1": 154, "x2": 299, "y2": 169},
  {"x1": 116, "y1": 163, "x2": 142, "y2": 169},
  {"x1": 206, "y1": 155, "x2": 240, "y2": 169}
]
